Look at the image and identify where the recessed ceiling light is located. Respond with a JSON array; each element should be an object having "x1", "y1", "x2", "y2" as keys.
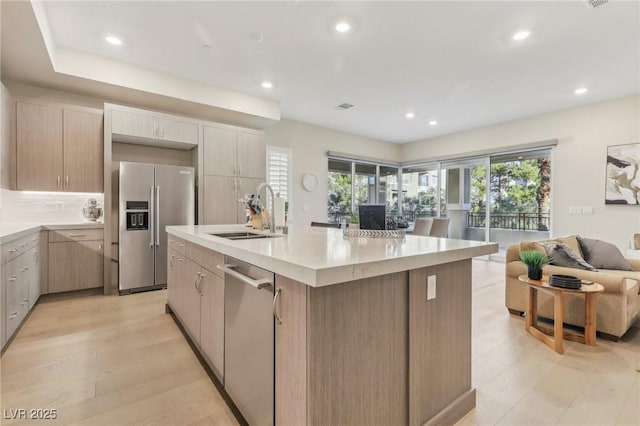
[
  {"x1": 574, "y1": 87, "x2": 588, "y2": 95},
  {"x1": 105, "y1": 35, "x2": 123, "y2": 46},
  {"x1": 261, "y1": 81, "x2": 273, "y2": 89},
  {"x1": 335, "y1": 22, "x2": 351, "y2": 33},
  {"x1": 512, "y1": 30, "x2": 530, "y2": 41},
  {"x1": 405, "y1": 112, "x2": 415, "y2": 119},
  {"x1": 429, "y1": 120, "x2": 438, "y2": 126}
]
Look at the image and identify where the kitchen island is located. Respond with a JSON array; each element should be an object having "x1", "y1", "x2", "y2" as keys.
[{"x1": 166, "y1": 224, "x2": 497, "y2": 426}]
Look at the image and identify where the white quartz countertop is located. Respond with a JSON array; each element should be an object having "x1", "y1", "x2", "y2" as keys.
[
  {"x1": 0, "y1": 222, "x2": 104, "y2": 244},
  {"x1": 167, "y1": 224, "x2": 499, "y2": 287}
]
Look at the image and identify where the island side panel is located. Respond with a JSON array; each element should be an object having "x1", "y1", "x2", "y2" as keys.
[
  {"x1": 307, "y1": 271, "x2": 409, "y2": 426},
  {"x1": 275, "y1": 275, "x2": 308, "y2": 426},
  {"x1": 409, "y1": 259, "x2": 474, "y2": 426}
]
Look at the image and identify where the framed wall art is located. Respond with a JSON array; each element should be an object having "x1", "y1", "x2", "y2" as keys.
[{"x1": 605, "y1": 143, "x2": 640, "y2": 205}]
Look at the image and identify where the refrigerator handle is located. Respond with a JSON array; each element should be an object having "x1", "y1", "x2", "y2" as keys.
[
  {"x1": 156, "y1": 185, "x2": 160, "y2": 246},
  {"x1": 149, "y1": 185, "x2": 155, "y2": 248}
]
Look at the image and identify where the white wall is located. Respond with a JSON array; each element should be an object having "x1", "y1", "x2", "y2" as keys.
[
  {"x1": 401, "y1": 95, "x2": 640, "y2": 251},
  {"x1": 265, "y1": 119, "x2": 401, "y2": 225}
]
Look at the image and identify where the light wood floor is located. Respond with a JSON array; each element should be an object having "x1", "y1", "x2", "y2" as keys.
[
  {"x1": 457, "y1": 260, "x2": 640, "y2": 426},
  {"x1": 0, "y1": 290, "x2": 238, "y2": 426},
  {"x1": 1, "y1": 261, "x2": 638, "y2": 426}
]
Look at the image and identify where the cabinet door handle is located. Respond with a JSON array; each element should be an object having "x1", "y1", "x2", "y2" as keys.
[
  {"x1": 194, "y1": 272, "x2": 202, "y2": 293},
  {"x1": 8, "y1": 248, "x2": 17, "y2": 253},
  {"x1": 169, "y1": 255, "x2": 175, "y2": 270},
  {"x1": 68, "y1": 234, "x2": 86, "y2": 238},
  {"x1": 159, "y1": 124, "x2": 164, "y2": 138},
  {"x1": 273, "y1": 287, "x2": 282, "y2": 324},
  {"x1": 9, "y1": 275, "x2": 17, "y2": 281},
  {"x1": 98, "y1": 243, "x2": 103, "y2": 251},
  {"x1": 10, "y1": 313, "x2": 17, "y2": 319},
  {"x1": 57, "y1": 175, "x2": 61, "y2": 187},
  {"x1": 198, "y1": 273, "x2": 205, "y2": 296},
  {"x1": 65, "y1": 176, "x2": 70, "y2": 187}
]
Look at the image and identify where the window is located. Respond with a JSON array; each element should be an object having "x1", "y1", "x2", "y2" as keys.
[
  {"x1": 327, "y1": 158, "x2": 400, "y2": 223},
  {"x1": 328, "y1": 159, "x2": 352, "y2": 223},
  {"x1": 267, "y1": 146, "x2": 291, "y2": 201}
]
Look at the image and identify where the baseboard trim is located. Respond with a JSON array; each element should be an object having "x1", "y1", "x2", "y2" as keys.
[{"x1": 423, "y1": 388, "x2": 476, "y2": 426}]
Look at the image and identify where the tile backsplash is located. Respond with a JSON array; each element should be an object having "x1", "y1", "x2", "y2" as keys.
[{"x1": 0, "y1": 188, "x2": 104, "y2": 224}]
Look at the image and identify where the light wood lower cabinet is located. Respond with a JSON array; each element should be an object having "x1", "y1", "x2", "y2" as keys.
[
  {"x1": 199, "y1": 267, "x2": 225, "y2": 381},
  {"x1": 182, "y1": 258, "x2": 202, "y2": 341},
  {"x1": 167, "y1": 241, "x2": 225, "y2": 382},
  {"x1": 2, "y1": 231, "x2": 41, "y2": 351},
  {"x1": 48, "y1": 233, "x2": 103, "y2": 293}
]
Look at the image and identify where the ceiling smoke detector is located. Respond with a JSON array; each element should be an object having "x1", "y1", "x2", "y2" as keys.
[
  {"x1": 585, "y1": 0, "x2": 610, "y2": 9},
  {"x1": 335, "y1": 103, "x2": 355, "y2": 111}
]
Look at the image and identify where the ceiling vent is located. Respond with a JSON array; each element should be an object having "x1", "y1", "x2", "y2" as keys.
[
  {"x1": 585, "y1": 0, "x2": 610, "y2": 8},
  {"x1": 335, "y1": 103, "x2": 355, "y2": 111}
]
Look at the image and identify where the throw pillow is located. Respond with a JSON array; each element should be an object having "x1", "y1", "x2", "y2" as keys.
[
  {"x1": 520, "y1": 241, "x2": 547, "y2": 255},
  {"x1": 555, "y1": 235, "x2": 583, "y2": 257},
  {"x1": 577, "y1": 237, "x2": 635, "y2": 271},
  {"x1": 544, "y1": 242, "x2": 598, "y2": 271}
]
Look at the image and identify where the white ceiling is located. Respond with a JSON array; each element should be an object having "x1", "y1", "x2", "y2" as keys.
[{"x1": 19, "y1": 1, "x2": 640, "y2": 143}]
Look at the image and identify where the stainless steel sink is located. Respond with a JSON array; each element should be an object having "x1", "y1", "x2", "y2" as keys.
[{"x1": 208, "y1": 231, "x2": 277, "y2": 240}]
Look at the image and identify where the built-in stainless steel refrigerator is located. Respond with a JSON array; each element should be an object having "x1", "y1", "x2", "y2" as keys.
[{"x1": 119, "y1": 161, "x2": 194, "y2": 293}]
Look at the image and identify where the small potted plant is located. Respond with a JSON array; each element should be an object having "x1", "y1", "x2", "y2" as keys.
[{"x1": 519, "y1": 250, "x2": 549, "y2": 280}]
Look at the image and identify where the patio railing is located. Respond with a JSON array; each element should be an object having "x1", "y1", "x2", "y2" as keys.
[{"x1": 467, "y1": 212, "x2": 550, "y2": 231}]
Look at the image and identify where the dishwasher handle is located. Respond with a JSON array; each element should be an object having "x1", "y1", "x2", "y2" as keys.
[{"x1": 217, "y1": 264, "x2": 273, "y2": 290}]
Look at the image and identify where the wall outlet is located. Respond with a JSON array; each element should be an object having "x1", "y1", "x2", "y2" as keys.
[
  {"x1": 427, "y1": 275, "x2": 436, "y2": 300},
  {"x1": 582, "y1": 206, "x2": 594, "y2": 215}
]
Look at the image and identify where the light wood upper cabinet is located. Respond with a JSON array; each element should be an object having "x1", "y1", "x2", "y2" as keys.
[
  {"x1": 203, "y1": 126, "x2": 237, "y2": 176},
  {"x1": 202, "y1": 125, "x2": 266, "y2": 224},
  {"x1": 237, "y1": 132, "x2": 266, "y2": 179},
  {"x1": 112, "y1": 109, "x2": 198, "y2": 147},
  {"x1": 16, "y1": 101, "x2": 104, "y2": 192},
  {"x1": 159, "y1": 118, "x2": 198, "y2": 145},
  {"x1": 63, "y1": 109, "x2": 104, "y2": 192},
  {"x1": 17, "y1": 102, "x2": 63, "y2": 191},
  {"x1": 203, "y1": 125, "x2": 265, "y2": 178},
  {"x1": 111, "y1": 110, "x2": 157, "y2": 140},
  {"x1": 203, "y1": 175, "x2": 238, "y2": 224}
]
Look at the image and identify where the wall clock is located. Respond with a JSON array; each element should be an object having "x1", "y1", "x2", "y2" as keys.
[{"x1": 302, "y1": 173, "x2": 318, "y2": 192}]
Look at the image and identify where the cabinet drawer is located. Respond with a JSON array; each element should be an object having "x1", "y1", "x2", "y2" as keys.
[
  {"x1": 168, "y1": 236, "x2": 186, "y2": 256},
  {"x1": 49, "y1": 229, "x2": 104, "y2": 242},
  {"x1": 186, "y1": 243, "x2": 224, "y2": 277},
  {"x1": 2, "y1": 233, "x2": 39, "y2": 264}
]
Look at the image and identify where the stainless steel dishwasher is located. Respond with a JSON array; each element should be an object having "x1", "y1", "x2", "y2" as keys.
[{"x1": 218, "y1": 256, "x2": 275, "y2": 426}]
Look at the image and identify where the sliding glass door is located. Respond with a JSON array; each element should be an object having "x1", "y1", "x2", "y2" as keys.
[
  {"x1": 401, "y1": 164, "x2": 440, "y2": 222},
  {"x1": 488, "y1": 150, "x2": 551, "y2": 259}
]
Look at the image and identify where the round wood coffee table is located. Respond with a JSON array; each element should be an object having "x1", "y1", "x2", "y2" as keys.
[{"x1": 518, "y1": 275, "x2": 604, "y2": 354}]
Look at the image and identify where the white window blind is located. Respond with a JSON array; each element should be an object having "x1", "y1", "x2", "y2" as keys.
[{"x1": 267, "y1": 146, "x2": 291, "y2": 201}]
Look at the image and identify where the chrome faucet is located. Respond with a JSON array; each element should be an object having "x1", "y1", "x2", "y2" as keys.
[{"x1": 252, "y1": 182, "x2": 275, "y2": 232}]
